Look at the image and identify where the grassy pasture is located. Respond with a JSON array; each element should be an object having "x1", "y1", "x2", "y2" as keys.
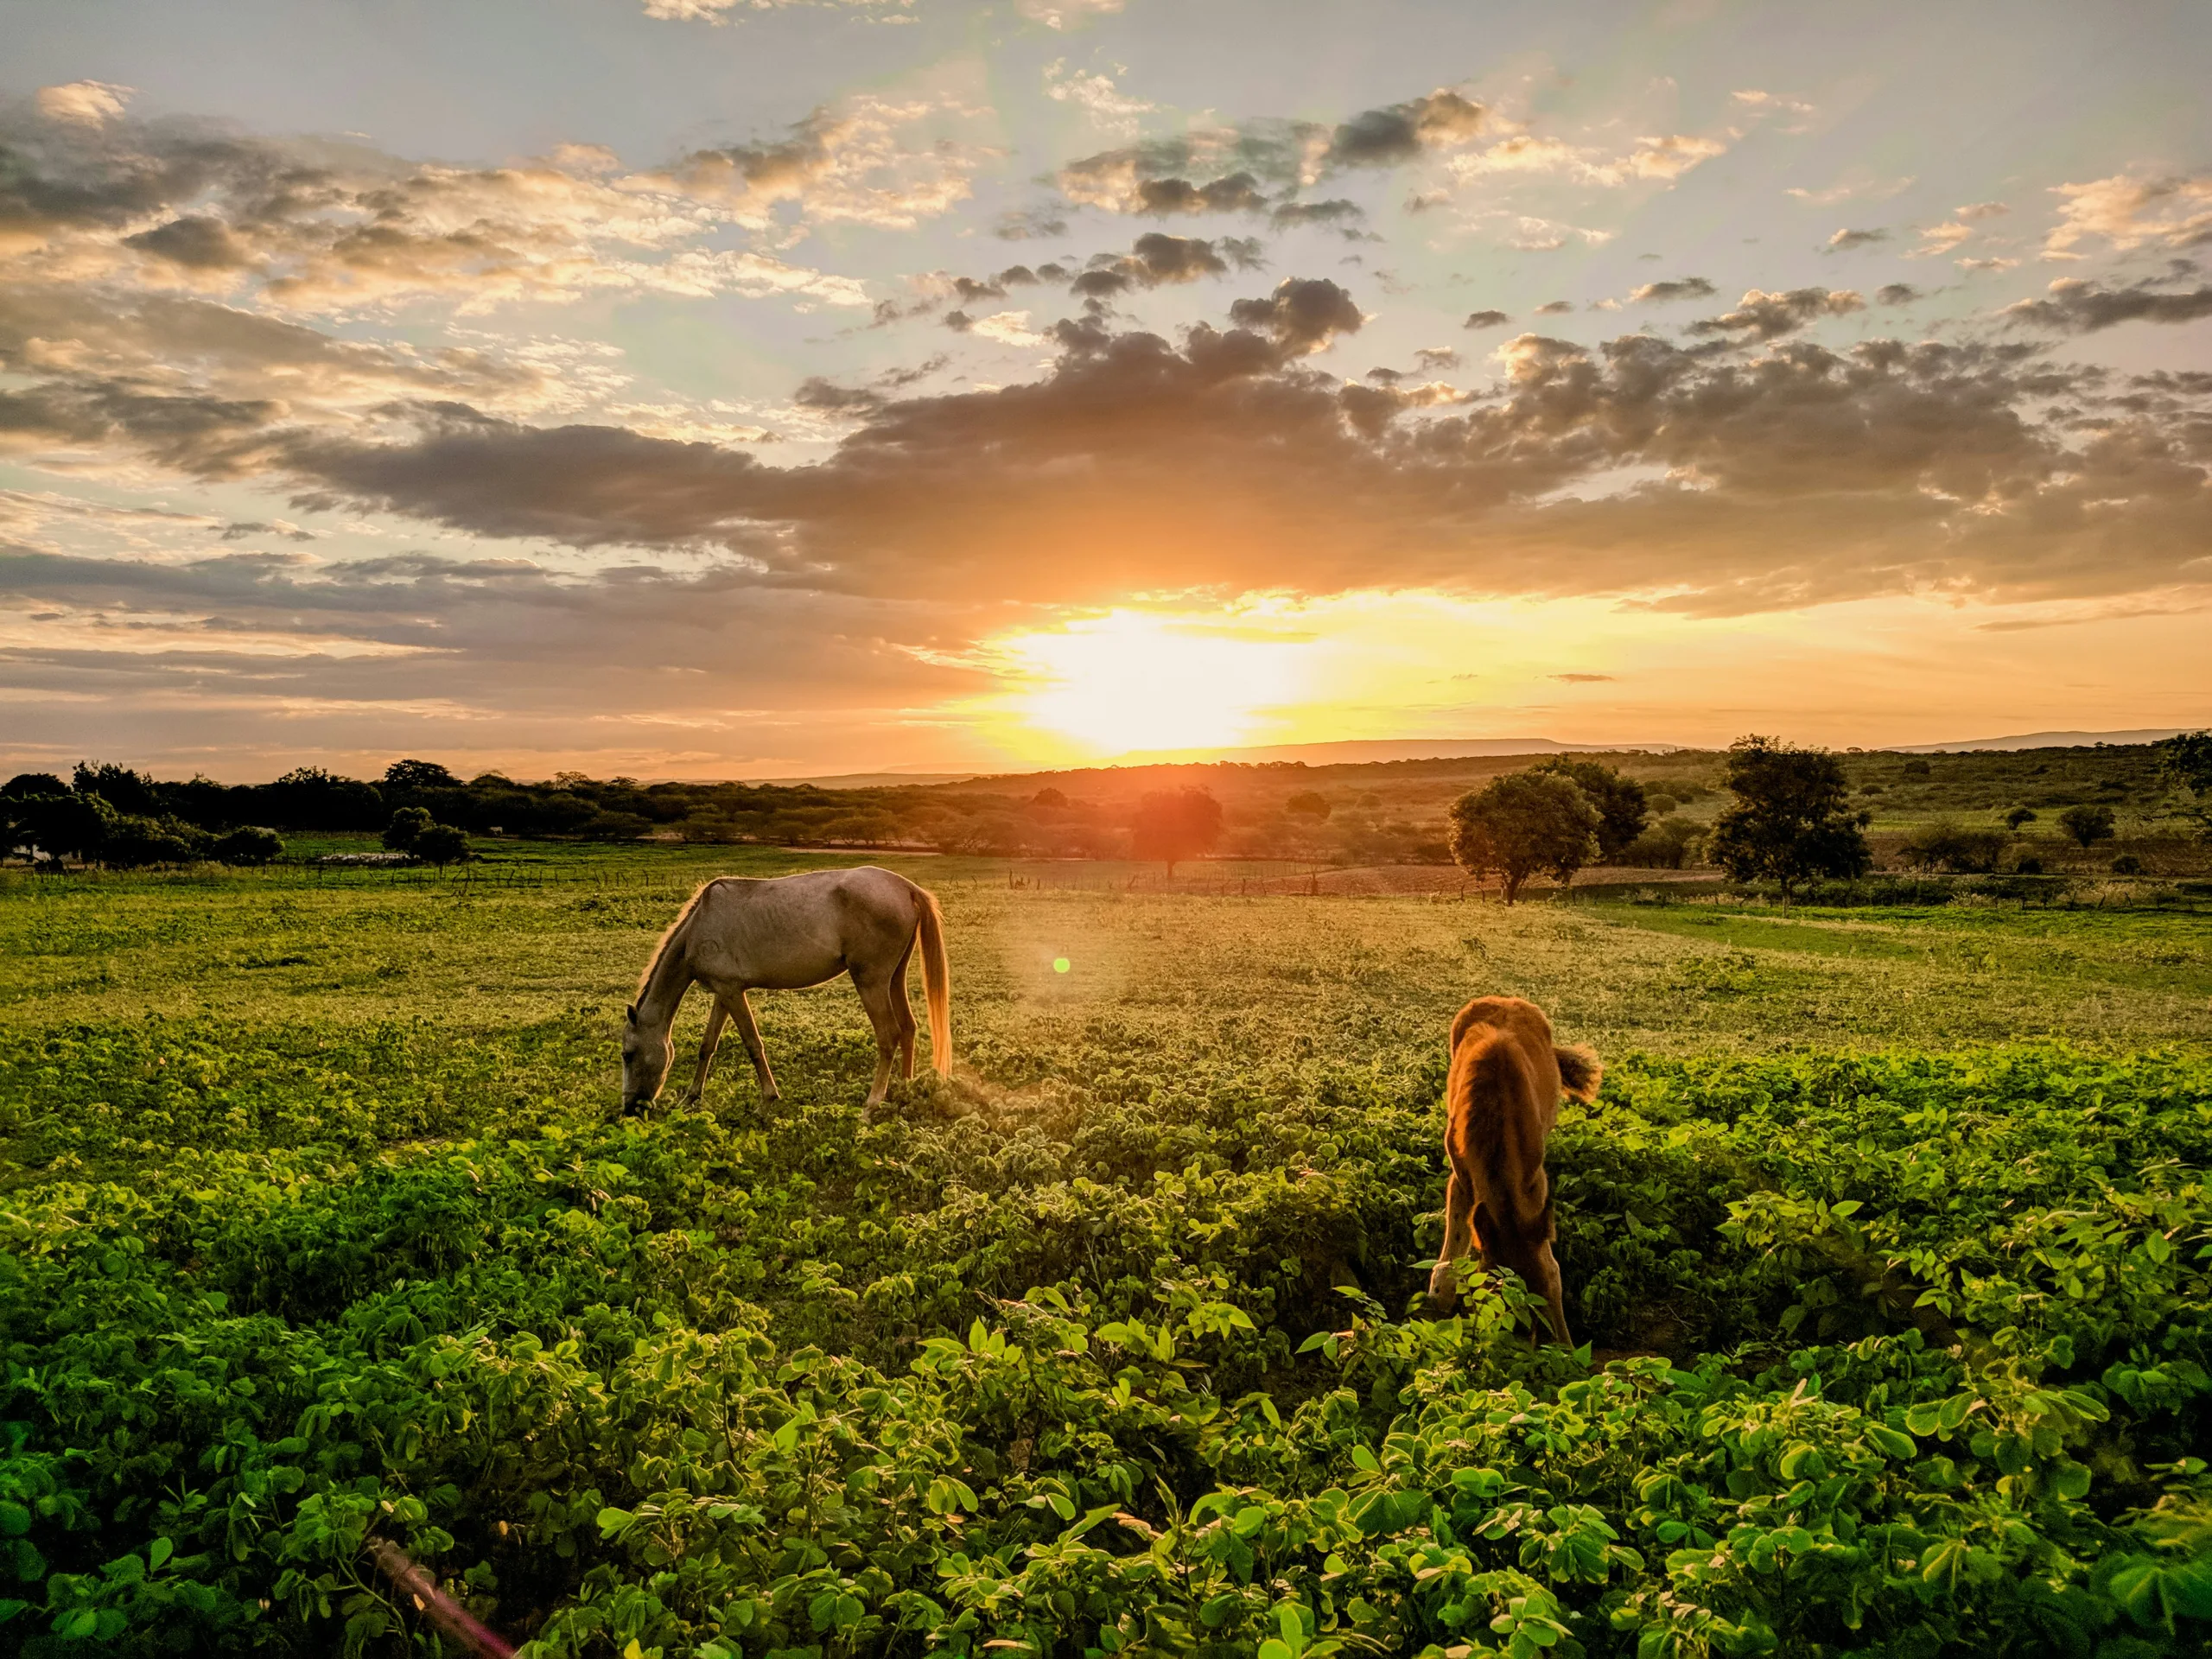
[{"x1": 3, "y1": 849, "x2": 2210, "y2": 1656}]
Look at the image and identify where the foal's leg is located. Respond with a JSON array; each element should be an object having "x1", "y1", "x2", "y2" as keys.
[
  {"x1": 677, "y1": 998, "x2": 733, "y2": 1107},
  {"x1": 849, "y1": 967, "x2": 902, "y2": 1108},
  {"x1": 1426, "y1": 1166, "x2": 1478, "y2": 1312},
  {"x1": 728, "y1": 990, "x2": 779, "y2": 1103}
]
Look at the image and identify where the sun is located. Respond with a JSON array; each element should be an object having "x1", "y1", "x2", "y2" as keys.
[{"x1": 987, "y1": 609, "x2": 1312, "y2": 758}]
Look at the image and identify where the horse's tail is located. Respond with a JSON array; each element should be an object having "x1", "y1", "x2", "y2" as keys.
[{"x1": 914, "y1": 884, "x2": 952, "y2": 1076}]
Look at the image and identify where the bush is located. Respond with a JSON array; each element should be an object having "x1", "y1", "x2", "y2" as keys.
[
  {"x1": 212, "y1": 826, "x2": 285, "y2": 866},
  {"x1": 2059, "y1": 803, "x2": 2117, "y2": 849},
  {"x1": 102, "y1": 814, "x2": 208, "y2": 868},
  {"x1": 382, "y1": 804, "x2": 434, "y2": 852},
  {"x1": 2112, "y1": 852, "x2": 2145, "y2": 875},
  {"x1": 1619, "y1": 817, "x2": 1704, "y2": 868},
  {"x1": 412, "y1": 823, "x2": 471, "y2": 867},
  {"x1": 1897, "y1": 818, "x2": 2009, "y2": 874}
]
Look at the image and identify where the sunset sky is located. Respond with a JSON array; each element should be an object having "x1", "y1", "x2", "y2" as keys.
[{"x1": 3, "y1": 0, "x2": 2209, "y2": 779}]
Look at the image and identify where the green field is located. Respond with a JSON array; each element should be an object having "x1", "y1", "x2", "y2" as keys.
[{"x1": 3, "y1": 849, "x2": 2209, "y2": 1656}]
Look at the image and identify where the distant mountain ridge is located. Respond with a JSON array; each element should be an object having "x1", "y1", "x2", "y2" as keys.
[
  {"x1": 1114, "y1": 735, "x2": 1683, "y2": 766},
  {"x1": 1889, "y1": 728, "x2": 2197, "y2": 753}
]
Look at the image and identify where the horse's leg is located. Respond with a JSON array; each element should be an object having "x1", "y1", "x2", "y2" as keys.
[
  {"x1": 1426, "y1": 1166, "x2": 1478, "y2": 1312},
  {"x1": 1529, "y1": 1239, "x2": 1571, "y2": 1349},
  {"x1": 728, "y1": 990, "x2": 779, "y2": 1103},
  {"x1": 677, "y1": 997, "x2": 733, "y2": 1107},
  {"x1": 894, "y1": 961, "x2": 918, "y2": 1082},
  {"x1": 849, "y1": 967, "x2": 901, "y2": 1108}
]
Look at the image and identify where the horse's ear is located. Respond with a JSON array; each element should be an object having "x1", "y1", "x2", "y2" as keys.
[{"x1": 625, "y1": 1002, "x2": 637, "y2": 1027}]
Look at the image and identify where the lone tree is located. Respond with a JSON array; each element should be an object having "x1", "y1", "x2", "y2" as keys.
[
  {"x1": 1130, "y1": 787, "x2": 1224, "y2": 877},
  {"x1": 1529, "y1": 756, "x2": 1649, "y2": 861},
  {"x1": 2005, "y1": 806, "x2": 2037, "y2": 832},
  {"x1": 2057, "y1": 803, "x2": 2115, "y2": 851},
  {"x1": 1707, "y1": 734, "x2": 1872, "y2": 906},
  {"x1": 1447, "y1": 771, "x2": 1600, "y2": 904}
]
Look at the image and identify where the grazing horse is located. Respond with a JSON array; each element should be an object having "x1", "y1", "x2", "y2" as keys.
[
  {"x1": 1425, "y1": 995, "x2": 1601, "y2": 1344},
  {"x1": 621, "y1": 867, "x2": 950, "y2": 1113}
]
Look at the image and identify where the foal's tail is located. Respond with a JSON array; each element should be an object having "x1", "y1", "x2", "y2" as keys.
[{"x1": 914, "y1": 886, "x2": 952, "y2": 1076}]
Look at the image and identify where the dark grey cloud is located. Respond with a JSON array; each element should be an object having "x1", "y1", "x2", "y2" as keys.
[
  {"x1": 122, "y1": 214, "x2": 257, "y2": 270},
  {"x1": 1534, "y1": 299, "x2": 1574, "y2": 315},
  {"x1": 1269, "y1": 198, "x2": 1364, "y2": 230},
  {"x1": 1321, "y1": 90, "x2": 1485, "y2": 168},
  {"x1": 1826, "y1": 227, "x2": 1890, "y2": 251},
  {"x1": 1069, "y1": 232, "x2": 1261, "y2": 297},
  {"x1": 1464, "y1": 309, "x2": 1510, "y2": 328},
  {"x1": 1876, "y1": 283, "x2": 1922, "y2": 305},
  {"x1": 1056, "y1": 86, "x2": 1486, "y2": 219},
  {"x1": 1226, "y1": 276, "x2": 1363, "y2": 353},
  {"x1": 1629, "y1": 276, "x2": 1716, "y2": 303},
  {"x1": 2004, "y1": 276, "x2": 2212, "y2": 333}
]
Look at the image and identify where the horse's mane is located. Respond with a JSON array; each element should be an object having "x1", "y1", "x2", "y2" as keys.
[{"x1": 635, "y1": 878, "x2": 716, "y2": 1001}]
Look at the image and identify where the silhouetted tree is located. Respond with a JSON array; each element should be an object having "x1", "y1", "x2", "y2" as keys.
[
  {"x1": 1447, "y1": 772, "x2": 1600, "y2": 904},
  {"x1": 1284, "y1": 791, "x2": 1332, "y2": 821},
  {"x1": 3, "y1": 772, "x2": 67, "y2": 801},
  {"x1": 384, "y1": 759, "x2": 461, "y2": 791},
  {"x1": 2160, "y1": 730, "x2": 2212, "y2": 837},
  {"x1": 1131, "y1": 788, "x2": 1224, "y2": 877},
  {"x1": 73, "y1": 760, "x2": 160, "y2": 817},
  {"x1": 2057, "y1": 804, "x2": 2115, "y2": 850},
  {"x1": 1708, "y1": 735, "x2": 1872, "y2": 906},
  {"x1": 1529, "y1": 756, "x2": 1649, "y2": 861}
]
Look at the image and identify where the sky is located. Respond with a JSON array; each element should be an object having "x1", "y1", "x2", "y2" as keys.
[{"x1": 2, "y1": 0, "x2": 2209, "y2": 781}]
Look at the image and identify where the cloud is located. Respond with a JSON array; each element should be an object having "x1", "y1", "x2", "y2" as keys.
[
  {"x1": 1876, "y1": 283, "x2": 1921, "y2": 304},
  {"x1": 1464, "y1": 309, "x2": 1510, "y2": 328},
  {"x1": 1268, "y1": 198, "x2": 1364, "y2": 230},
  {"x1": 2043, "y1": 173, "x2": 2212, "y2": 258},
  {"x1": 642, "y1": 0, "x2": 918, "y2": 22},
  {"x1": 35, "y1": 82, "x2": 134, "y2": 127},
  {"x1": 12, "y1": 286, "x2": 2209, "y2": 638},
  {"x1": 1414, "y1": 346, "x2": 1460, "y2": 371},
  {"x1": 1533, "y1": 299, "x2": 1574, "y2": 315},
  {"x1": 0, "y1": 97, "x2": 894, "y2": 315},
  {"x1": 1043, "y1": 59, "x2": 1154, "y2": 136},
  {"x1": 1065, "y1": 232, "x2": 1262, "y2": 298},
  {"x1": 1551, "y1": 671, "x2": 1614, "y2": 682},
  {"x1": 1688, "y1": 286, "x2": 1866, "y2": 339},
  {"x1": 1054, "y1": 85, "x2": 1491, "y2": 218},
  {"x1": 1442, "y1": 130, "x2": 1727, "y2": 193},
  {"x1": 1955, "y1": 201, "x2": 2008, "y2": 220},
  {"x1": 1322, "y1": 90, "x2": 1486, "y2": 168},
  {"x1": 644, "y1": 95, "x2": 982, "y2": 232},
  {"x1": 1825, "y1": 228, "x2": 1889, "y2": 251},
  {"x1": 1225, "y1": 276, "x2": 1363, "y2": 353},
  {"x1": 1786, "y1": 176, "x2": 1916, "y2": 206},
  {"x1": 1629, "y1": 276, "x2": 1716, "y2": 302},
  {"x1": 1016, "y1": 0, "x2": 1123, "y2": 27},
  {"x1": 2003, "y1": 276, "x2": 2212, "y2": 333},
  {"x1": 1907, "y1": 221, "x2": 1976, "y2": 258}
]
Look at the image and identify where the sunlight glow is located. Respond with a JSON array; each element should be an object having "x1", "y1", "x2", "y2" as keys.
[{"x1": 988, "y1": 610, "x2": 1314, "y2": 756}]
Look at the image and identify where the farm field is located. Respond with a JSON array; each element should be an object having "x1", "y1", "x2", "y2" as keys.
[{"x1": 3, "y1": 848, "x2": 2210, "y2": 1656}]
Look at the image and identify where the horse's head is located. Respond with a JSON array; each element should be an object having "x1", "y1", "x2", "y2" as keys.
[{"x1": 620, "y1": 1003, "x2": 671, "y2": 1114}]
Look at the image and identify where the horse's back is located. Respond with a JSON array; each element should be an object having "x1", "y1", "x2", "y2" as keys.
[
  {"x1": 688, "y1": 867, "x2": 920, "y2": 988},
  {"x1": 1445, "y1": 997, "x2": 1560, "y2": 1232}
]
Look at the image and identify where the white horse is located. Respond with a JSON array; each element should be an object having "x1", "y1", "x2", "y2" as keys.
[{"x1": 621, "y1": 867, "x2": 950, "y2": 1112}]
